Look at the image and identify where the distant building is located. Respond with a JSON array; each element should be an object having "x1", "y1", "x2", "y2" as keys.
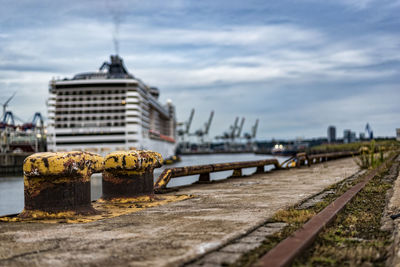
[
  {"x1": 327, "y1": 126, "x2": 336, "y2": 143},
  {"x1": 359, "y1": 133, "x2": 365, "y2": 140},
  {"x1": 343, "y1": 129, "x2": 356, "y2": 144},
  {"x1": 397, "y1": 129, "x2": 400, "y2": 141}
]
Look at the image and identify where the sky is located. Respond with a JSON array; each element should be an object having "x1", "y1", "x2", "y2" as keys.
[{"x1": 0, "y1": 0, "x2": 399, "y2": 140}]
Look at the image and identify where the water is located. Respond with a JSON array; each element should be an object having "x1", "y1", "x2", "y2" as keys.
[{"x1": 0, "y1": 153, "x2": 286, "y2": 216}]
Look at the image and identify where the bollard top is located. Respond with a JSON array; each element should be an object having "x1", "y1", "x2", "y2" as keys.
[
  {"x1": 104, "y1": 150, "x2": 163, "y2": 173},
  {"x1": 23, "y1": 151, "x2": 104, "y2": 177}
]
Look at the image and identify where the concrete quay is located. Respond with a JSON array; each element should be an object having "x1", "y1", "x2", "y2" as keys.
[{"x1": 0, "y1": 157, "x2": 359, "y2": 266}]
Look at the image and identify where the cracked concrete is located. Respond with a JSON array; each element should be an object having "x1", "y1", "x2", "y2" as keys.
[{"x1": 0, "y1": 157, "x2": 359, "y2": 266}]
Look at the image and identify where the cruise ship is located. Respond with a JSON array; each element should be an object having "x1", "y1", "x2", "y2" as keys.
[{"x1": 47, "y1": 55, "x2": 177, "y2": 158}]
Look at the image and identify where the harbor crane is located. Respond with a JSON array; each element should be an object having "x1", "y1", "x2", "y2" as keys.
[
  {"x1": 2, "y1": 92, "x2": 16, "y2": 119},
  {"x1": 194, "y1": 110, "x2": 214, "y2": 149},
  {"x1": 229, "y1": 117, "x2": 239, "y2": 140},
  {"x1": 177, "y1": 108, "x2": 195, "y2": 137},
  {"x1": 194, "y1": 110, "x2": 214, "y2": 137},
  {"x1": 236, "y1": 117, "x2": 245, "y2": 138},
  {"x1": 244, "y1": 119, "x2": 259, "y2": 140},
  {"x1": 177, "y1": 109, "x2": 195, "y2": 152},
  {"x1": 0, "y1": 111, "x2": 15, "y2": 129},
  {"x1": 22, "y1": 112, "x2": 44, "y2": 131}
]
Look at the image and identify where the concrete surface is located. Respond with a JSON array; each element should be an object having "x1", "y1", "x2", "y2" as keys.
[{"x1": 0, "y1": 157, "x2": 359, "y2": 267}]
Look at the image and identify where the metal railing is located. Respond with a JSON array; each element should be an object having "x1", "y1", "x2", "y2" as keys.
[
  {"x1": 154, "y1": 159, "x2": 280, "y2": 192},
  {"x1": 154, "y1": 150, "x2": 361, "y2": 192}
]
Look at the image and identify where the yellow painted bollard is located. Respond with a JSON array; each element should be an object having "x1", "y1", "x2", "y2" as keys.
[
  {"x1": 102, "y1": 150, "x2": 163, "y2": 200},
  {"x1": 20, "y1": 151, "x2": 104, "y2": 218}
]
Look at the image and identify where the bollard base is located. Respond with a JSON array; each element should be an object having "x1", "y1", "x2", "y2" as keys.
[
  {"x1": 101, "y1": 171, "x2": 154, "y2": 200},
  {"x1": 0, "y1": 195, "x2": 193, "y2": 224}
]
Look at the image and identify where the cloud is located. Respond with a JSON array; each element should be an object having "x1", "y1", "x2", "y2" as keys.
[{"x1": 0, "y1": 0, "x2": 399, "y2": 139}]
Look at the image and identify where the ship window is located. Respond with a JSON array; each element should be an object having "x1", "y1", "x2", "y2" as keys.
[
  {"x1": 107, "y1": 123, "x2": 112, "y2": 127},
  {"x1": 77, "y1": 117, "x2": 82, "y2": 121},
  {"x1": 93, "y1": 97, "x2": 97, "y2": 100},
  {"x1": 100, "y1": 97, "x2": 105, "y2": 100},
  {"x1": 71, "y1": 117, "x2": 76, "y2": 121},
  {"x1": 79, "y1": 98, "x2": 83, "y2": 101},
  {"x1": 87, "y1": 97, "x2": 91, "y2": 101},
  {"x1": 121, "y1": 122, "x2": 125, "y2": 126},
  {"x1": 70, "y1": 123, "x2": 75, "y2": 127},
  {"x1": 93, "y1": 104, "x2": 98, "y2": 107},
  {"x1": 114, "y1": 115, "x2": 119, "y2": 119},
  {"x1": 106, "y1": 116, "x2": 111, "y2": 120},
  {"x1": 65, "y1": 92, "x2": 70, "y2": 95},
  {"x1": 72, "y1": 92, "x2": 76, "y2": 95},
  {"x1": 87, "y1": 91, "x2": 92, "y2": 95},
  {"x1": 92, "y1": 116, "x2": 96, "y2": 120},
  {"x1": 100, "y1": 116, "x2": 104, "y2": 120}
]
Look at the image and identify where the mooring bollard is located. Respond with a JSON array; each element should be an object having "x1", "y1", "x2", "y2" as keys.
[
  {"x1": 20, "y1": 151, "x2": 104, "y2": 217},
  {"x1": 102, "y1": 150, "x2": 163, "y2": 200}
]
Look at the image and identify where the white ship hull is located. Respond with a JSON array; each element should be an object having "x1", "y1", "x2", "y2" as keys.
[{"x1": 47, "y1": 55, "x2": 177, "y2": 159}]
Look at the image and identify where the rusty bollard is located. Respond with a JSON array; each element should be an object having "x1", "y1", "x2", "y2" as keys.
[
  {"x1": 20, "y1": 151, "x2": 104, "y2": 218},
  {"x1": 102, "y1": 150, "x2": 163, "y2": 200}
]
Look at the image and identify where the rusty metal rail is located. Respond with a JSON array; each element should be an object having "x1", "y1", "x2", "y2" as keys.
[
  {"x1": 154, "y1": 159, "x2": 280, "y2": 192},
  {"x1": 257, "y1": 152, "x2": 398, "y2": 267},
  {"x1": 154, "y1": 151, "x2": 362, "y2": 192}
]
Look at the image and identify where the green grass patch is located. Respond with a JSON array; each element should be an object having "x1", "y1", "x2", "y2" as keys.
[
  {"x1": 230, "y1": 153, "x2": 398, "y2": 267},
  {"x1": 293, "y1": 161, "x2": 397, "y2": 267}
]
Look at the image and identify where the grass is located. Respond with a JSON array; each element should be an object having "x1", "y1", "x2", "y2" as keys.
[
  {"x1": 310, "y1": 140, "x2": 399, "y2": 154},
  {"x1": 293, "y1": 163, "x2": 397, "y2": 266},
  {"x1": 229, "y1": 152, "x2": 398, "y2": 267}
]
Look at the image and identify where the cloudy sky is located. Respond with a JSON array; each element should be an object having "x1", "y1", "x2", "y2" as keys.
[{"x1": 0, "y1": 0, "x2": 399, "y2": 140}]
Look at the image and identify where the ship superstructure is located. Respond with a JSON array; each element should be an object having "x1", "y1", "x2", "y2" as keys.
[{"x1": 47, "y1": 55, "x2": 176, "y2": 157}]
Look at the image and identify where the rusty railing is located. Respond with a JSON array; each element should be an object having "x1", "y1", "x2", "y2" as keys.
[{"x1": 154, "y1": 159, "x2": 281, "y2": 192}]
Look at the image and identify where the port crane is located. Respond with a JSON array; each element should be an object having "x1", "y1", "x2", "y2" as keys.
[
  {"x1": 236, "y1": 117, "x2": 245, "y2": 138},
  {"x1": 244, "y1": 119, "x2": 259, "y2": 140},
  {"x1": 229, "y1": 117, "x2": 239, "y2": 140},
  {"x1": 194, "y1": 110, "x2": 214, "y2": 148},
  {"x1": 1, "y1": 92, "x2": 16, "y2": 119},
  {"x1": 177, "y1": 109, "x2": 195, "y2": 152}
]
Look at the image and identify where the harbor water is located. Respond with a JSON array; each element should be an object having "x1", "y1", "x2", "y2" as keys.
[{"x1": 0, "y1": 153, "x2": 286, "y2": 216}]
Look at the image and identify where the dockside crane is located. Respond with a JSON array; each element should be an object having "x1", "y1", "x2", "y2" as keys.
[
  {"x1": 177, "y1": 109, "x2": 195, "y2": 152},
  {"x1": 194, "y1": 110, "x2": 214, "y2": 150},
  {"x1": 177, "y1": 108, "x2": 195, "y2": 137},
  {"x1": 244, "y1": 119, "x2": 259, "y2": 140},
  {"x1": 252, "y1": 119, "x2": 259, "y2": 139},
  {"x1": 1, "y1": 92, "x2": 16, "y2": 119},
  {"x1": 0, "y1": 111, "x2": 16, "y2": 129},
  {"x1": 230, "y1": 117, "x2": 239, "y2": 140},
  {"x1": 186, "y1": 108, "x2": 195, "y2": 136},
  {"x1": 204, "y1": 110, "x2": 214, "y2": 137},
  {"x1": 236, "y1": 117, "x2": 245, "y2": 138}
]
